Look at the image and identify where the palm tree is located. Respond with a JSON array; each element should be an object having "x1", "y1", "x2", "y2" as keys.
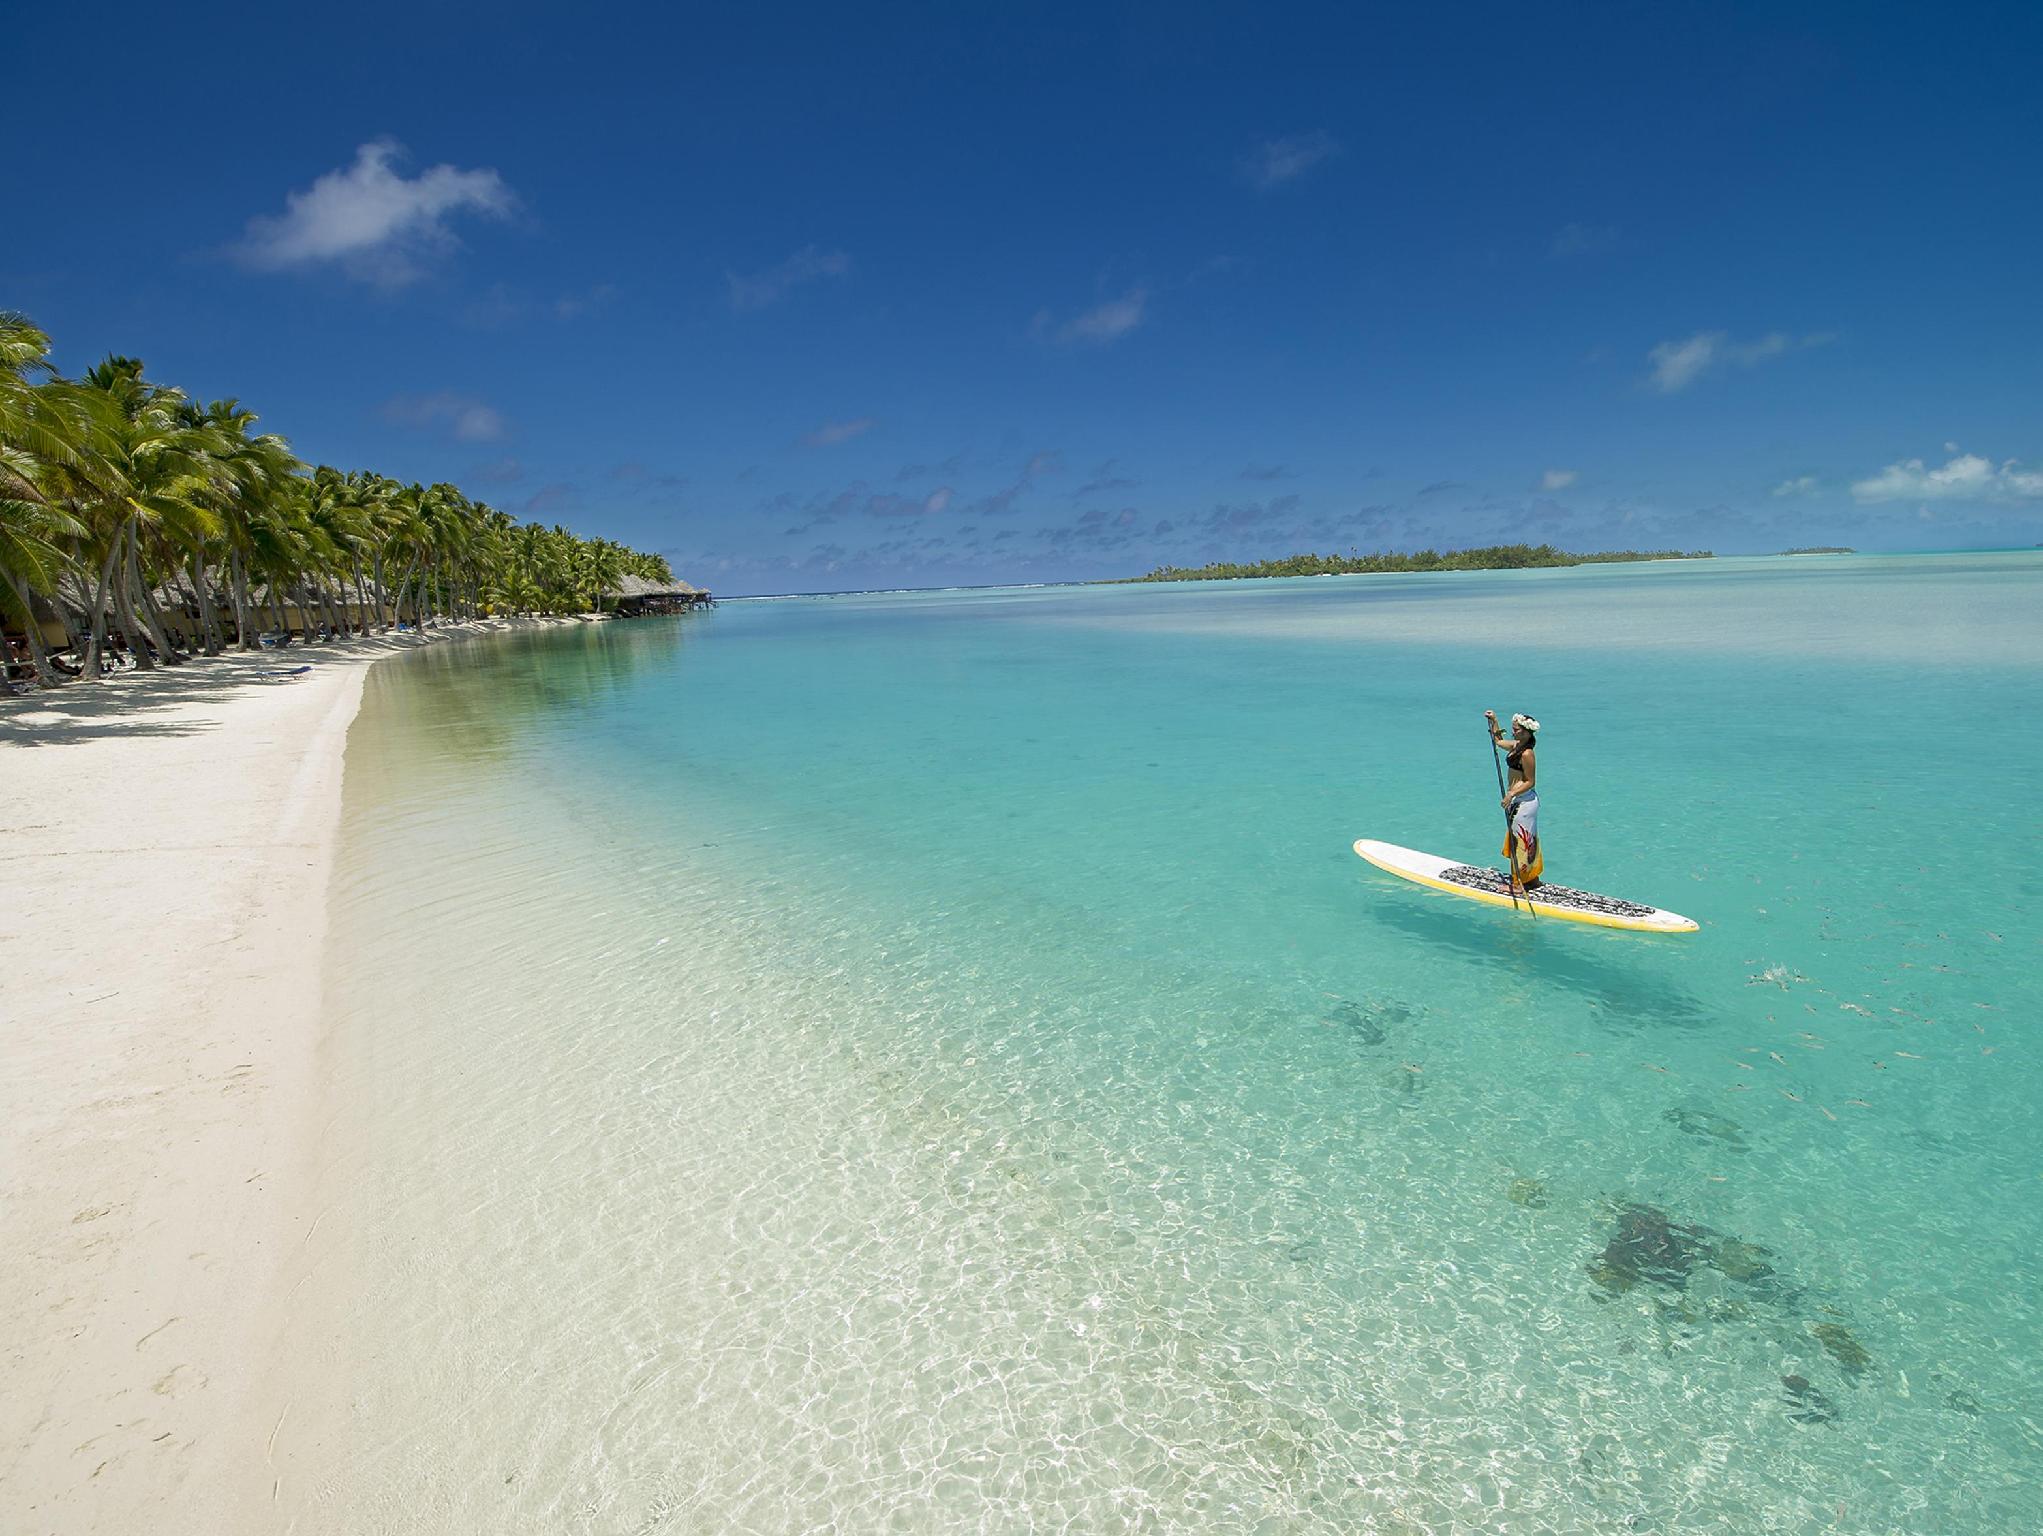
[
  {"x1": 57, "y1": 357, "x2": 227, "y2": 672},
  {"x1": 574, "y1": 535, "x2": 627, "y2": 611},
  {"x1": 0, "y1": 316, "x2": 91, "y2": 685},
  {"x1": 2, "y1": 312, "x2": 691, "y2": 685},
  {"x1": 308, "y1": 466, "x2": 376, "y2": 637},
  {"x1": 188, "y1": 399, "x2": 301, "y2": 652}
]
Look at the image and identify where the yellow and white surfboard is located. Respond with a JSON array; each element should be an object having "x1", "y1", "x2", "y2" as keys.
[{"x1": 1354, "y1": 838, "x2": 1698, "y2": 934}]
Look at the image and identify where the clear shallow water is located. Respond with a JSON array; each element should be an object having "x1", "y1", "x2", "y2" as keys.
[{"x1": 289, "y1": 555, "x2": 2042, "y2": 1532}]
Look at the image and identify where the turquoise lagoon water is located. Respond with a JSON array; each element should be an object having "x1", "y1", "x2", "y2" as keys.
[{"x1": 287, "y1": 555, "x2": 2041, "y2": 1532}]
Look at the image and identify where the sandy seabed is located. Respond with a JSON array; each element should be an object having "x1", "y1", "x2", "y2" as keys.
[{"x1": 0, "y1": 618, "x2": 594, "y2": 1535}]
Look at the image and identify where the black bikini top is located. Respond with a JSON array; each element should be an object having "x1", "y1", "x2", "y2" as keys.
[{"x1": 1506, "y1": 738, "x2": 1533, "y2": 770}]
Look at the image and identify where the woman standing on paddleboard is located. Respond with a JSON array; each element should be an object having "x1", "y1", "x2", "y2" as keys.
[{"x1": 1485, "y1": 710, "x2": 1542, "y2": 889}]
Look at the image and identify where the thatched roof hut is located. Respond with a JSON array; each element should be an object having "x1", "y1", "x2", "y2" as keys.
[{"x1": 603, "y1": 574, "x2": 711, "y2": 614}]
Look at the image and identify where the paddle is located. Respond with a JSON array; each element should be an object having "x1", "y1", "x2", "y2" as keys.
[{"x1": 1487, "y1": 716, "x2": 1529, "y2": 916}]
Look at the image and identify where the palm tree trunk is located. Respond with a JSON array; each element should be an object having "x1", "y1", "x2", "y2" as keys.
[
  {"x1": 136, "y1": 577, "x2": 180, "y2": 662},
  {"x1": 188, "y1": 552, "x2": 221, "y2": 655},
  {"x1": 229, "y1": 549, "x2": 258, "y2": 650},
  {"x1": 392, "y1": 556, "x2": 420, "y2": 625},
  {"x1": 129, "y1": 531, "x2": 180, "y2": 664},
  {"x1": 107, "y1": 524, "x2": 155, "y2": 671},
  {"x1": 80, "y1": 536, "x2": 120, "y2": 679},
  {"x1": 175, "y1": 561, "x2": 202, "y2": 637},
  {"x1": 52, "y1": 588, "x2": 87, "y2": 657},
  {"x1": 187, "y1": 552, "x2": 212, "y2": 654},
  {"x1": 4, "y1": 568, "x2": 61, "y2": 687}
]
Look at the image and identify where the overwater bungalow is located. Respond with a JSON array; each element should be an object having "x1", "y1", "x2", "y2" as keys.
[{"x1": 603, "y1": 574, "x2": 712, "y2": 615}]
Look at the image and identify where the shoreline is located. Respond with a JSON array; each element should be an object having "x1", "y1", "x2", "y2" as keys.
[{"x1": 0, "y1": 616, "x2": 598, "y2": 1534}]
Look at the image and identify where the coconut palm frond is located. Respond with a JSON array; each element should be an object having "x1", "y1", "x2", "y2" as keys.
[{"x1": 2, "y1": 312, "x2": 699, "y2": 665}]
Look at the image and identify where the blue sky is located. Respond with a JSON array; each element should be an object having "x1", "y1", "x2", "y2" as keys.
[{"x1": 7, "y1": 2, "x2": 2041, "y2": 593}]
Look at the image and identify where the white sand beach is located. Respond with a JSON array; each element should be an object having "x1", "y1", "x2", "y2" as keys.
[{"x1": 0, "y1": 619, "x2": 592, "y2": 1535}]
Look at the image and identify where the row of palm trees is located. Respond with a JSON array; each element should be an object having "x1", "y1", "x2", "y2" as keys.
[{"x1": 1, "y1": 312, "x2": 677, "y2": 687}]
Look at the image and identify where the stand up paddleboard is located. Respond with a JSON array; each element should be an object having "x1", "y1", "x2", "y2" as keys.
[{"x1": 1354, "y1": 838, "x2": 1698, "y2": 933}]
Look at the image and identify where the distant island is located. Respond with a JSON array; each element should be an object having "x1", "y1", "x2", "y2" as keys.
[
  {"x1": 1778, "y1": 546, "x2": 1855, "y2": 555},
  {"x1": 1121, "y1": 543, "x2": 1712, "y2": 584}
]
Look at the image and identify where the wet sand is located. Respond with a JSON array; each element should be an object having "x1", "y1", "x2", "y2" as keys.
[{"x1": 0, "y1": 618, "x2": 595, "y2": 1534}]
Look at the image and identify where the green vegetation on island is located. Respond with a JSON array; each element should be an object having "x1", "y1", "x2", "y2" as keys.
[
  {"x1": 1, "y1": 312, "x2": 677, "y2": 687},
  {"x1": 1122, "y1": 543, "x2": 1712, "y2": 583},
  {"x1": 1778, "y1": 546, "x2": 1855, "y2": 555}
]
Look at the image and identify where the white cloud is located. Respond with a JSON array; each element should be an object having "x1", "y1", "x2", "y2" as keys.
[
  {"x1": 863, "y1": 484, "x2": 956, "y2": 518},
  {"x1": 553, "y1": 283, "x2": 618, "y2": 320},
  {"x1": 237, "y1": 140, "x2": 515, "y2": 286},
  {"x1": 1240, "y1": 131, "x2": 1340, "y2": 190},
  {"x1": 1850, "y1": 450, "x2": 2043, "y2": 504},
  {"x1": 1772, "y1": 475, "x2": 1819, "y2": 497},
  {"x1": 465, "y1": 281, "x2": 619, "y2": 328},
  {"x1": 463, "y1": 282, "x2": 527, "y2": 328},
  {"x1": 1551, "y1": 222, "x2": 1617, "y2": 257},
  {"x1": 1647, "y1": 332, "x2": 1721, "y2": 393},
  {"x1": 728, "y1": 247, "x2": 850, "y2": 312},
  {"x1": 1032, "y1": 287, "x2": 1147, "y2": 347},
  {"x1": 1540, "y1": 468, "x2": 1578, "y2": 491},
  {"x1": 380, "y1": 391, "x2": 507, "y2": 442},
  {"x1": 803, "y1": 417, "x2": 876, "y2": 447},
  {"x1": 960, "y1": 450, "x2": 1060, "y2": 517},
  {"x1": 1646, "y1": 330, "x2": 1832, "y2": 393}
]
